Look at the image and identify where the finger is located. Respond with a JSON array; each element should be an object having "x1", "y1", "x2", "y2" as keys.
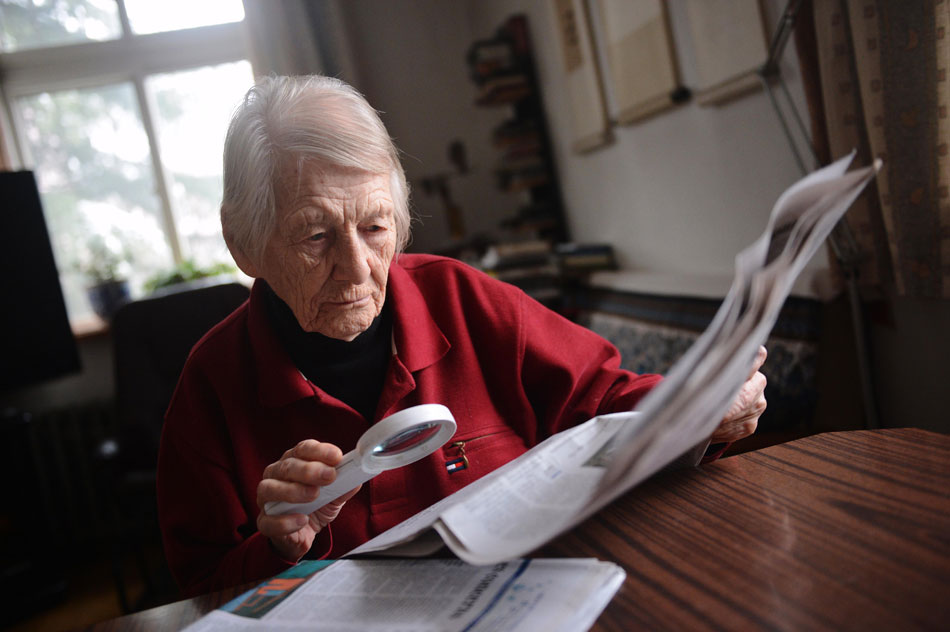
[
  {"x1": 282, "y1": 440, "x2": 344, "y2": 466},
  {"x1": 257, "y1": 476, "x2": 323, "y2": 507},
  {"x1": 727, "y1": 398, "x2": 767, "y2": 425},
  {"x1": 747, "y1": 371, "x2": 767, "y2": 400},
  {"x1": 714, "y1": 384, "x2": 766, "y2": 443},
  {"x1": 325, "y1": 485, "x2": 361, "y2": 510},
  {"x1": 312, "y1": 485, "x2": 362, "y2": 526},
  {"x1": 262, "y1": 456, "x2": 338, "y2": 487},
  {"x1": 722, "y1": 372, "x2": 766, "y2": 422},
  {"x1": 258, "y1": 457, "x2": 338, "y2": 510},
  {"x1": 748, "y1": 346, "x2": 767, "y2": 380},
  {"x1": 709, "y1": 417, "x2": 759, "y2": 443},
  {"x1": 731, "y1": 384, "x2": 767, "y2": 421},
  {"x1": 257, "y1": 511, "x2": 309, "y2": 539},
  {"x1": 710, "y1": 416, "x2": 759, "y2": 443}
]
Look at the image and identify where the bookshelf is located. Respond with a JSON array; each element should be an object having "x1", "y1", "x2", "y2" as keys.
[
  {"x1": 467, "y1": 14, "x2": 569, "y2": 244},
  {"x1": 464, "y1": 15, "x2": 619, "y2": 310},
  {"x1": 466, "y1": 15, "x2": 562, "y2": 306}
]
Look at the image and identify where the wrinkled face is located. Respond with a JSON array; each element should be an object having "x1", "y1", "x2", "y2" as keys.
[{"x1": 258, "y1": 161, "x2": 397, "y2": 340}]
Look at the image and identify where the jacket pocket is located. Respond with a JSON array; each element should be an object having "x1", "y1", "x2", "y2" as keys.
[{"x1": 441, "y1": 426, "x2": 527, "y2": 480}]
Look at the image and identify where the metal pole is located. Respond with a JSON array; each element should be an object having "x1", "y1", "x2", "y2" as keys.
[{"x1": 760, "y1": 0, "x2": 880, "y2": 430}]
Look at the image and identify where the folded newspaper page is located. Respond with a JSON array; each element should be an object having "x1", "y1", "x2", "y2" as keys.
[
  {"x1": 183, "y1": 558, "x2": 625, "y2": 632},
  {"x1": 348, "y1": 153, "x2": 880, "y2": 565}
]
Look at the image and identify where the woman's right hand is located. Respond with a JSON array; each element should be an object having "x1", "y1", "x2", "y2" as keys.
[{"x1": 256, "y1": 440, "x2": 360, "y2": 562}]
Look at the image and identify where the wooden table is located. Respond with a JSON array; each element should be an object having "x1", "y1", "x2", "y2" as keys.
[{"x1": 86, "y1": 428, "x2": 950, "y2": 631}]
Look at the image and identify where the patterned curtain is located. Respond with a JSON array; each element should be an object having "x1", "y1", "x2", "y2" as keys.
[
  {"x1": 241, "y1": 0, "x2": 325, "y2": 77},
  {"x1": 807, "y1": 0, "x2": 949, "y2": 298}
]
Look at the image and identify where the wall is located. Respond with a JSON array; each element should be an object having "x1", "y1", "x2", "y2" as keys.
[
  {"x1": 336, "y1": 0, "x2": 520, "y2": 255},
  {"x1": 339, "y1": 0, "x2": 829, "y2": 294},
  {"x1": 475, "y1": 0, "x2": 835, "y2": 293}
]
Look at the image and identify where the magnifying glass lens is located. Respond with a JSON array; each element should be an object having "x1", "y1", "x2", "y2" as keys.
[{"x1": 372, "y1": 422, "x2": 442, "y2": 456}]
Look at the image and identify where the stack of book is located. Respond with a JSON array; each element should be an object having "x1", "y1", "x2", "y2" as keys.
[
  {"x1": 480, "y1": 240, "x2": 560, "y2": 304},
  {"x1": 498, "y1": 202, "x2": 562, "y2": 237},
  {"x1": 467, "y1": 26, "x2": 531, "y2": 107},
  {"x1": 492, "y1": 118, "x2": 548, "y2": 192},
  {"x1": 555, "y1": 243, "x2": 617, "y2": 274}
]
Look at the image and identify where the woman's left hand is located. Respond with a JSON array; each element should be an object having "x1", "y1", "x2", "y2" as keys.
[{"x1": 711, "y1": 346, "x2": 768, "y2": 444}]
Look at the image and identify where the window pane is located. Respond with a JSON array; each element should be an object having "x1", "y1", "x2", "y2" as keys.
[
  {"x1": 0, "y1": 0, "x2": 121, "y2": 52},
  {"x1": 146, "y1": 60, "x2": 253, "y2": 269},
  {"x1": 17, "y1": 83, "x2": 173, "y2": 320},
  {"x1": 124, "y1": 0, "x2": 244, "y2": 35}
]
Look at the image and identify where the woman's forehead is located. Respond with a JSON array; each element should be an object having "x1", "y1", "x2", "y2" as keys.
[{"x1": 274, "y1": 160, "x2": 392, "y2": 207}]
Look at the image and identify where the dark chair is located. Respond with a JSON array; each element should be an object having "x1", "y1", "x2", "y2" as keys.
[{"x1": 98, "y1": 280, "x2": 250, "y2": 613}]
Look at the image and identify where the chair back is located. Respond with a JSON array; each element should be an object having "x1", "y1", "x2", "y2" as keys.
[{"x1": 111, "y1": 280, "x2": 250, "y2": 467}]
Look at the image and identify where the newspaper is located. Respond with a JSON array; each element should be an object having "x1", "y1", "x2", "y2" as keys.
[
  {"x1": 349, "y1": 152, "x2": 880, "y2": 565},
  {"x1": 184, "y1": 558, "x2": 625, "y2": 632}
]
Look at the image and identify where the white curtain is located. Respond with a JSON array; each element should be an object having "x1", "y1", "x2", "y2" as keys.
[
  {"x1": 0, "y1": 84, "x2": 14, "y2": 170},
  {"x1": 242, "y1": 0, "x2": 327, "y2": 77}
]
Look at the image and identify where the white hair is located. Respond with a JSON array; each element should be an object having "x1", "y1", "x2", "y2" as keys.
[{"x1": 221, "y1": 75, "x2": 411, "y2": 263}]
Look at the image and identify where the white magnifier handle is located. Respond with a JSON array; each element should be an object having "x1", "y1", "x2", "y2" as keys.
[{"x1": 264, "y1": 404, "x2": 456, "y2": 517}]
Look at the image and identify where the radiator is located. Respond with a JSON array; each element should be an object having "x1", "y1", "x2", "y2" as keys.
[{"x1": 2, "y1": 403, "x2": 119, "y2": 548}]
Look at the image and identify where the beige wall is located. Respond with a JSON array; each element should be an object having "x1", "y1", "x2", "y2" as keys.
[
  {"x1": 337, "y1": 0, "x2": 518, "y2": 254},
  {"x1": 339, "y1": 0, "x2": 829, "y2": 294}
]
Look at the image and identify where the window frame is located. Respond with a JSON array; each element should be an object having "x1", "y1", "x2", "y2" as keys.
[{"x1": 0, "y1": 2, "x2": 249, "y2": 304}]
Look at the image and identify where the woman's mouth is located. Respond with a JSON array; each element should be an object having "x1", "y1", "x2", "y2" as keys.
[{"x1": 329, "y1": 295, "x2": 370, "y2": 307}]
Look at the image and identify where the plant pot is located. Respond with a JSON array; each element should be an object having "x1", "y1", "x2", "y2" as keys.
[{"x1": 87, "y1": 279, "x2": 130, "y2": 321}]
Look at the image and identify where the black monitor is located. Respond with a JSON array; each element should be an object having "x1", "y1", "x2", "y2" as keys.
[{"x1": 0, "y1": 171, "x2": 81, "y2": 391}]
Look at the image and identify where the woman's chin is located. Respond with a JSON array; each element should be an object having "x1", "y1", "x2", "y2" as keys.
[{"x1": 312, "y1": 314, "x2": 374, "y2": 341}]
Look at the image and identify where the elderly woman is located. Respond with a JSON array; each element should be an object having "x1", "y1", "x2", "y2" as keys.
[{"x1": 157, "y1": 75, "x2": 766, "y2": 597}]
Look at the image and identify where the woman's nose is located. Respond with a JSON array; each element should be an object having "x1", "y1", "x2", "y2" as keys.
[{"x1": 331, "y1": 232, "x2": 371, "y2": 283}]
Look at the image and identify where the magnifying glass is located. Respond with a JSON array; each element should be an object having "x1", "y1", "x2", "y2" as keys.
[{"x1": 264, "y1": 404, "x2": 456, "y2": 516}]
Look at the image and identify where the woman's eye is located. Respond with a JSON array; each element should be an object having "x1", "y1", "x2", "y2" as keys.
[
  {"x1": 308, "y1": 232, "x2": 326, "y2": 242},
  {"x1": 365, "y1": 225, "x2": 384, "y2": 233}
]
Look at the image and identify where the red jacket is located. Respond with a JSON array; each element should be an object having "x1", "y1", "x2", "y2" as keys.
[{"x1": 157, "y1": 254, "x2": 661, "y2": 596}]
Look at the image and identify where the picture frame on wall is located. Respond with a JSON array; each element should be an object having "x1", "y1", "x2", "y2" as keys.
[
  {"x1": 551, "y1": 0, "x2": 612, "y2": 153},
  {"x1": 586, "y1": 0, "x2": 687, "y2": 125},
  {"x1": 681, "y1": 0, "x2": 769, "y2": 105}
]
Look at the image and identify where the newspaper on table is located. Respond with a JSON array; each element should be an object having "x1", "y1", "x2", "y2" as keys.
[
  {"x1": 348, "y1": 152, "x2": 881, "y2": 565},
  {"x1": 184, "y1": 558, "x2": 625, "y2": 632}
]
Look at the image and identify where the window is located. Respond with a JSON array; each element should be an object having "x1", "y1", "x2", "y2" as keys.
[{"x1": 0, "y1": 0, "x2": 254, "y2": 322}]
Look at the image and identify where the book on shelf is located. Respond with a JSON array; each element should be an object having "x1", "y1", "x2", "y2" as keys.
[
  {"x1": 492, "y1": 118, "x2": 541, "y2": 148},
  {"x1": 475, "y1": 81, "x2": 532, "y2": 106},
  {"x1": 480, "y1": 239, "x2": 552, "y2": 269},
  {"x1": 556, "y1": 243, "x2": 617, "y2": 272}
]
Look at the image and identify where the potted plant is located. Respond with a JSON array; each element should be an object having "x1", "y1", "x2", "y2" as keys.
[
  {"x1": 78, "y1": 233, "x2": 132, "y2": 321},
  {"x1": 144, "y1": 259, "x2": 237, "y2": 295}
]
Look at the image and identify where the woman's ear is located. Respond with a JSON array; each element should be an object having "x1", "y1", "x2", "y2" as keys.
[{"x1": 224, "y1": 228, "x2": 262, "y2": 278}]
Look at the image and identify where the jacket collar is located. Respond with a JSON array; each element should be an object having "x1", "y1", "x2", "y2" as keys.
[
  {"x1": 247, "y1": 280, "x2": 316, "y2": 407},
  {"x1": 387, "y1": 256, "x2": 450, "y2": 373},
  {"x1": 246, "y1": 257, "x2": 450, "y2": 407}
]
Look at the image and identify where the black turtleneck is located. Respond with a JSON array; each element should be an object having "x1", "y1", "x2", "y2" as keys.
[{"x1": 262, "y1": 282, "x2": 393, "y2": 421}]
